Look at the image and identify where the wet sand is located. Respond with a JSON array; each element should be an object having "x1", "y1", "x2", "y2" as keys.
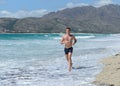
[{"x1": 94, "y1": 54, "x2": 120, "y2": 86}]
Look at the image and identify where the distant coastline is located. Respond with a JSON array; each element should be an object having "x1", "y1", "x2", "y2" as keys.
[
  {"x1": 1, "y1": 32, "x2": 120, "y2": 34},
  {"x1": 0, "y1": 32, "x2": 120, "y2": 34}
]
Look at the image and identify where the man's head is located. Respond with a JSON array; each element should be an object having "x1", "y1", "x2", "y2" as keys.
[{"x1": 66, "y1": 27, "x2": 71, "y2": 34}]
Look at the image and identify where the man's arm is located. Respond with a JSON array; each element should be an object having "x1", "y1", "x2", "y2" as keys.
[
  {"x1": 72, "y1": 36, "x2": 77, "y2": 45},
  {"x1": 61, "y1": 36, "x2": 65, "y2": 44}
]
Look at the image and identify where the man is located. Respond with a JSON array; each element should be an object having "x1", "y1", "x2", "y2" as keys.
[{"x1": 61, "y1": 27, "x2": 77, "y2": 72}]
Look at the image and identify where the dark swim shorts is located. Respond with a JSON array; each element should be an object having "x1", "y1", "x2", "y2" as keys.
[{"x1": 64, "y1": 47, "x2": 73, "y2": 54}]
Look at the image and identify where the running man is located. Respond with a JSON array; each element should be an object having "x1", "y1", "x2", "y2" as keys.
[{"x1": 61, "y1": 27, "x2": 77, "y2": 72}]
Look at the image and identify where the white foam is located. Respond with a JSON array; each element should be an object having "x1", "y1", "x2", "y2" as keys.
[
  {"x1": 53, "y1": 37, "x2": 61, "y2": 40},
  {"x1": 76, "y1": 36, "x2": 95, "y2": 39},
  {"x1": 1, "y1": 33, "x2": 120, "y2": 86},
  {"x1": 53, "y1": 35, "x2": 95, "y2": 40}
]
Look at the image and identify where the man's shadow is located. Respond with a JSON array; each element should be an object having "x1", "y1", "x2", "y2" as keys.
[{"x1": 72, "y1": 66, "x2": 94, "y2": 70}]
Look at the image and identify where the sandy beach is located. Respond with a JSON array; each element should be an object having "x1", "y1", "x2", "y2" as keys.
[{"x1": 94, "y1": 54, "x2": 120, "y2": 86}]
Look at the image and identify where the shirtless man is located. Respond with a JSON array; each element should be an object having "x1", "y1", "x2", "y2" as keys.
[{"x1": 61, "y1": 27, "x2": 77, "y2": 72}]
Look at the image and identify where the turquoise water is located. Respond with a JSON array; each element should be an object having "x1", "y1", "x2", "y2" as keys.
[{"x1": 0, "y1": 33, "x2": 120, "y2": 86}]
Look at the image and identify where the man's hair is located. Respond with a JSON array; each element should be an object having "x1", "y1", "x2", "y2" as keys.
[{"x1": 66, "y1": 27, "x2": 71, "y2": 31}]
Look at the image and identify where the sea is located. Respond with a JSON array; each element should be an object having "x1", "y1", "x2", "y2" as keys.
[{"x1": 0, "y1": 33, "x2": 120, "y2": 86}]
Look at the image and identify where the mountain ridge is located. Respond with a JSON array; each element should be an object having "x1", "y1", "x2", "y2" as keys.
[{"x1": 0, "y1": 4, "x2": 120, "y2": 33}]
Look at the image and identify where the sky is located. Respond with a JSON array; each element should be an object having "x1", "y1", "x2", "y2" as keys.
[{"x1": 0, "y1": 0, "x2": 120, "y2": 18}]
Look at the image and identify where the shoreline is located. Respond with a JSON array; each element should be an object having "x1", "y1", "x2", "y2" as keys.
[
  {"x1": 94, "y1": 53, "x2": 120, "y2": 86},
  {"x1": 0, "y1": 32, "x2": 120, "y2": 34}
]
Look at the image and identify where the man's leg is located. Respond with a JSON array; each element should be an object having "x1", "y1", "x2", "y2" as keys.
[
  {"x1": 68, "y1": 52, "x2": 72, "y2": 72},
  {"x1": 65, "y1": 54, "x2": 69, "y2": 62}
]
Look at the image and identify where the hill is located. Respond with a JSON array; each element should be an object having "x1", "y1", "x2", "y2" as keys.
[{"x1": 0, "y1": 4, "x2": 120, "y2": 33}]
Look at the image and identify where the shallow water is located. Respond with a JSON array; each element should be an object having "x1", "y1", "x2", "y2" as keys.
[{"x1": 0, "y1": 33, "x2": 120, "y2": 86}]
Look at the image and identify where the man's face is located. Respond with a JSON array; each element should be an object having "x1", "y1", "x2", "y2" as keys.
[{"x1": 66, "y1": 29, "x2": 70, "y2": 34}]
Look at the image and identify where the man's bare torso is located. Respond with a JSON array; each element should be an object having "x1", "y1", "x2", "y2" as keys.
[{"x1": 63, "y1": 34, "x2": 74, "y2": 48}]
